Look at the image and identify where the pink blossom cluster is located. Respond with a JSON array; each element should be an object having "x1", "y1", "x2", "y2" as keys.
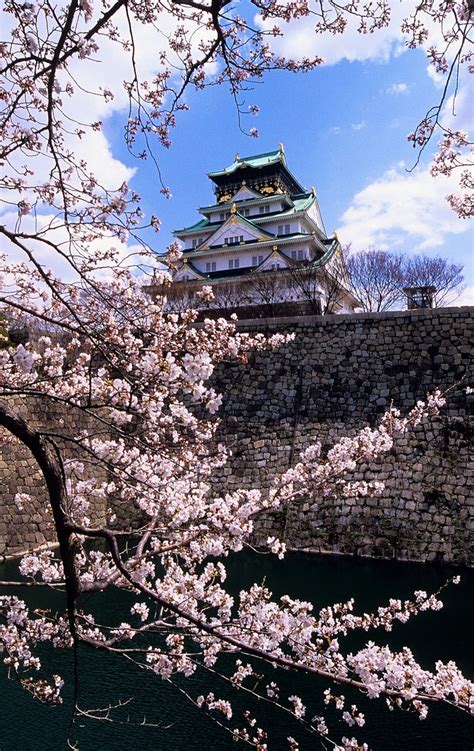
[
  {"x1": 0, "y1": 0, "x2": 473, "y2": 744},
  {"x1": 0, "y1": 261, "x2": 471, "y2": 746}
]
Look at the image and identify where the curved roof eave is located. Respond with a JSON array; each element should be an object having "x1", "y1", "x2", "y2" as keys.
[
  {"x1": 208, "y1": 149, "x2": 283, "y2": 177},
  {"x1": 173, "y1": 217, "x2": 211, "y2": 235},
  {"x1": 208, "y1": 150, "x2": 305, "y2": 194}
]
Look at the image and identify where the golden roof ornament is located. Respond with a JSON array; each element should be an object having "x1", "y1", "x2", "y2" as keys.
[
  {"x1": 279, "y1": 142, "x2": 285, "y2": 155},
  {"x1": 230, "y1": 202, "x2": 237, "y2": 214},
  {"x1": 234, "y1": 152, "x2": 240, "y2": 161}
]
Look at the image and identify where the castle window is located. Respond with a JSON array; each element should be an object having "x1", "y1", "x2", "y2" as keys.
[
  {"x1": 291, "y1": 250, "x2": 297, "y2": 260},
  {"x1": 278, "y1": 225, "x2": 283, "y2": 235},
  {"x1": 297, "y1": 249, "x2": 304, "y2": 260},
  {"x1": 229, "y1": 258, "x2": 240, "y2": 269},
  {"x1": 225, "y1": 235, "x2": 243, "y2": 245},
  {"x1": 285, "y1": 224, "x2": 291, "y2": 234},
  {"x1": 265, "y1": 205, "x2": 270, "y2": 213},
  {"x1": 206, "y1": 262, "x2": 216, "y2": 272}
]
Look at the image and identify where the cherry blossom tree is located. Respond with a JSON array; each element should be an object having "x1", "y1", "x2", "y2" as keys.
[
  {"x1": 0, "y1": 1, "x2": 473, "y2": 748},
  {"x1": 1, "y1": 295, "x2": 472, "y2": 748}
]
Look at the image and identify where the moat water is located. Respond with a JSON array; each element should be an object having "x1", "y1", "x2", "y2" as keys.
[{"x1": 1, "y1": 551, "x2": 473, "y2": 750}]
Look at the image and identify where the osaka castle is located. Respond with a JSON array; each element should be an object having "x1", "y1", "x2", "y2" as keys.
[{"x1": 169, "y1": 146, "x2": 358, "y2": 315}]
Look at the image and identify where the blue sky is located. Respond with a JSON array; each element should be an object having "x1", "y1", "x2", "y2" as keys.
[
  {"x1": 103, "y1": 34, "x2": 472, "y2": 302},
  {"x1": 4, "y1": 3, "x2": 470, "y2": 300}
]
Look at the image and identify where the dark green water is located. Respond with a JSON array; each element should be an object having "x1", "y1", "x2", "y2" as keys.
[{"x1": 1, "y1": 551, "x2": 473, "y2": 750}]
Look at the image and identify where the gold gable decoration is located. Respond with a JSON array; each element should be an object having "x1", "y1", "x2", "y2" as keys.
[
  {"x1": 219, "y1": 193, "x2": 231, "y2": 203},
  {"x1": 260, "y1": 186, "x2": 275, "y2": 195}
]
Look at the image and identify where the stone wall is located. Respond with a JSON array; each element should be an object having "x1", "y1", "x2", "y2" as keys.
[
  {"x1": 1, "y1": 307, "x2": 473, "y2": 564},
  {"x1": 212, "y1": 307, "x2": 473, "y2": 565},
  {"x1": 0, "y1": 397, "x2": 108, "y2": 559}
]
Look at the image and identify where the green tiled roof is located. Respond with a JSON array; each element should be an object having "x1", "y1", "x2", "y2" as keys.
[
  {"x1": 198, "y1": 192, "x2": 293, "y2": 213},
  {"x1": 233, "y1": 211, "x2": 274, "y2": 236},
  {"x1": 198, "y1": 191, "x2": 313, "y2": 215},
  {"x1": 182, "y1": 261, "x2": 207, "y2": 278},
  {"x1": 180, "y1": 231, "x2": 321, "y2": 255},
  {"x1": 313, "y1": 238, "x2": 339, "y2": 266},
  {"x1": 174, "y1": 217, "x2": 211, "y2": 234},
  {"x1": 178, "y1": 211, "x2": 275, "y2": 248},
  {"x1": 292, "y1": 193, "x2": 314, "y2": 212},
  {"x1": 208, "y1": 149, "x2": 284, "y2": 177},
  {"x1": 180, "y1": 193, "x2": 315, "y2": 233}
]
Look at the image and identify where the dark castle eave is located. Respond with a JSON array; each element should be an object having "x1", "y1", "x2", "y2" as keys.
[{"x1": 209, "y1": 157, "x2": 305, "y2": 198}]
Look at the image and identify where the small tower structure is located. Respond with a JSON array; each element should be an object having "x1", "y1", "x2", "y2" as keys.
[
  {"x1": 169, "y1": 147, "x2": 358, "y2": 315},
  {"x1": 404, "y1": 286, "x2": 437, "y2": 310}
]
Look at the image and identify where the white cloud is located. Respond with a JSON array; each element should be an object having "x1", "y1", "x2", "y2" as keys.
[
  {"x1": 1, "y1": 6, "x2": 216, "y2": 212},
  {"x1": 1, "y1": 6, "x2": 217, "y2": 280},
  {"x1": 387, "y1": 82, "x2": 409, "y2": 94},
  {"x1": 426, "y1": 64, "x2": 445, "y2": 89},
  {"x1": 0, "y1": 211, "x2": 151, "y2": 284},
  {"x1": 337, "y1": 164, "x2": 471, "y2": 253},
  {"x1": 256, "y1": 2, "x2": 418, "y2": 66},
  {"x1": 454, "y1": 285, "x2": 474, "y2": 306},
  {"x1": 442, "y1": 78, "x2": 473, "y2": 135},
  {"x1": 351, "y1": 121, "x2": 366, "y2": 131}
]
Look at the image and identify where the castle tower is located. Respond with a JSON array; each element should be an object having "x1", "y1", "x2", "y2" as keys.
[{"x1": 169, "y1": 148, "x2": 358, "y2": 315}]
